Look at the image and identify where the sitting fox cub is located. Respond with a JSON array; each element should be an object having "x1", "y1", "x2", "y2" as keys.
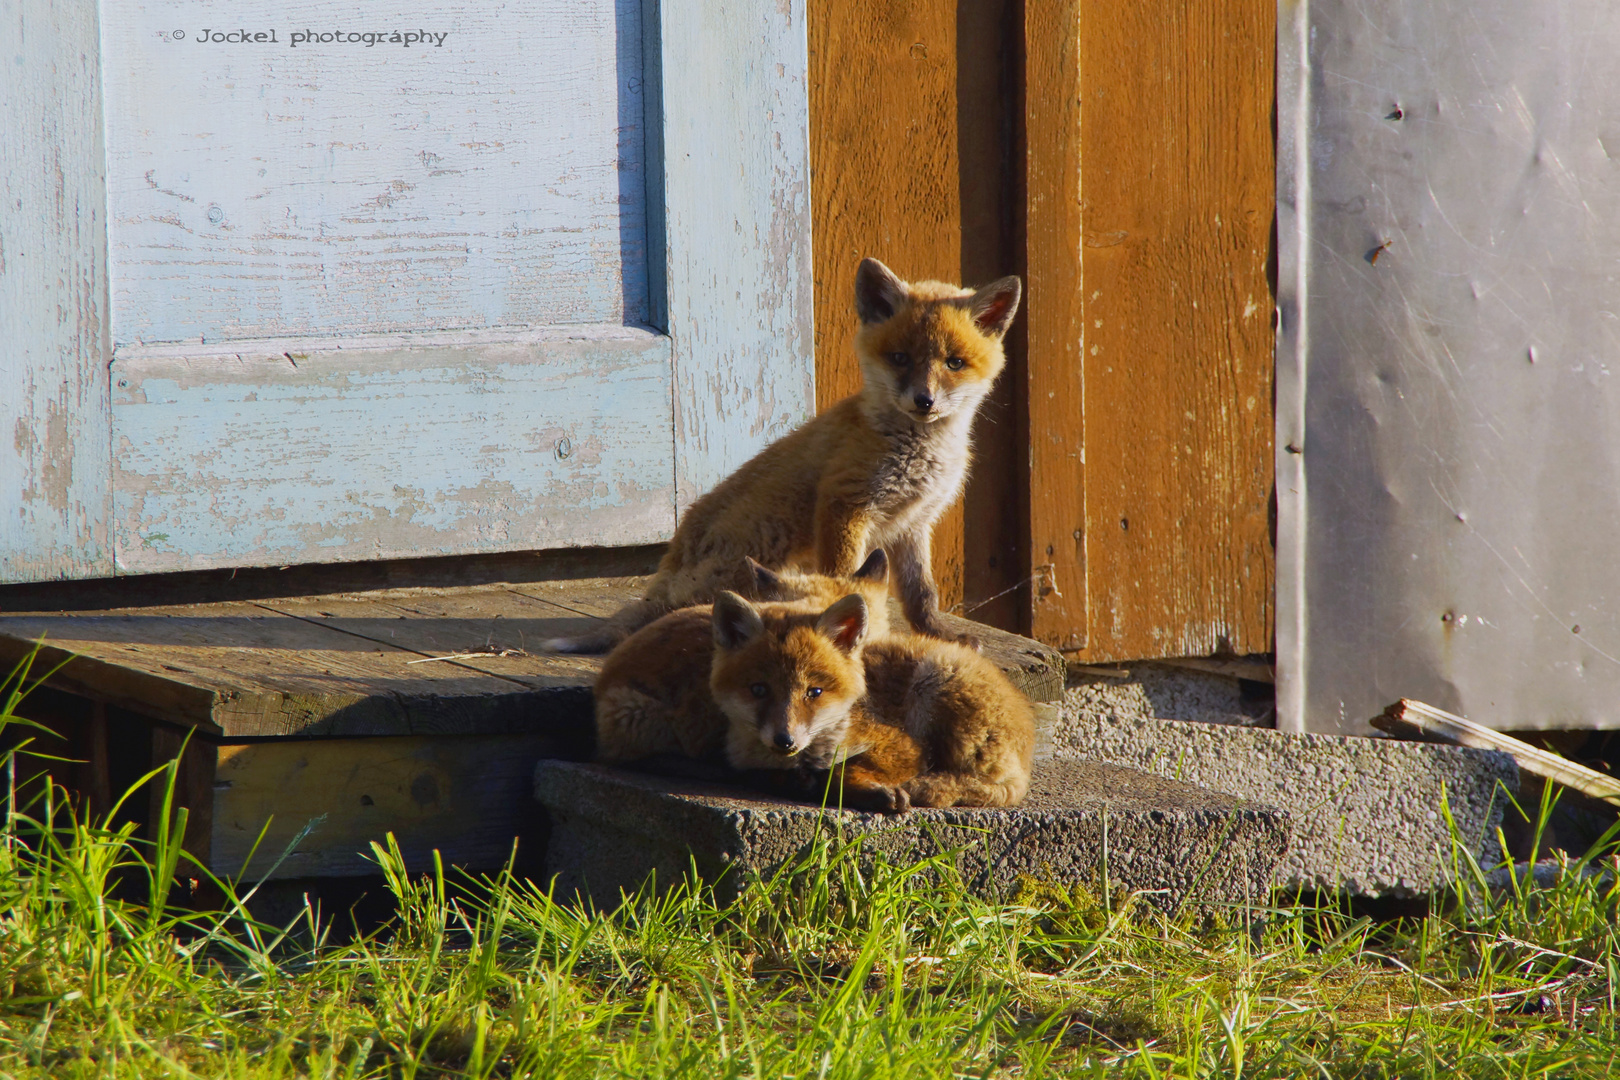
[
  {"x1": 709, "y1": 592, "x2": 1035, "y2": 812},
  {"x1": 593, "y1": 553, "x2": 891, "y2": 764},
  {"x1": 545, "y1": 258, "x2": 1022, "y2": 653}
]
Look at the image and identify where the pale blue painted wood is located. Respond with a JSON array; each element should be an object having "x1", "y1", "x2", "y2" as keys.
[
  {"x1": 102, "y1": 0, "x2": 649, "y2": 344},
  {"x1": 111, "y1": 333, "x2": 675, "y2": 573},
  {"x1": 659, "y1": 0, "x2": 816, "y2": 510},
  {"x1": 6, "y1": 0, "x2": 815, "y2": 580},
  {"x1": 0, "y1": 0, "x2": 113, "y2": 583}
]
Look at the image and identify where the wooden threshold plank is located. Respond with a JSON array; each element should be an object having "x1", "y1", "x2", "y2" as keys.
[
  {"x1": 504, "y1": 575, "x2": 652, "y2": 618},
  {"x1": 0, "y1": 599, "x2": 593, "y2": 738},
  {"x1": 254, "y1": 587, "x2": 606, "y2": 686}
]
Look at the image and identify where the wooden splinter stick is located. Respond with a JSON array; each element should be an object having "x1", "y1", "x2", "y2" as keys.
[{"x1": 1373, "y1": 698, "x2": 1620, "y2": 809}]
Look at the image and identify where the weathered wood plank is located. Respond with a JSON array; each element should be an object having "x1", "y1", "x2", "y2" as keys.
[
  {"x1": 1025, "y1": 0, "x2": 1088, "y2": 652},
  {"x1": 0, "y1": 0, "x2": 112, "y2": 583},
  {"x1": 111, "y1": 334, "x2": 675, "y2": 573},
  {"x1": 808, "y1": 0, "x2": 966, "y2": 611},
  {"x1": 150, "y1": 723, "x2": 217, "y2": 869},
  {"x1": 1375, "y1": 700, "x2": 1620, "y2": 808},
  {"x1": 0, "y1": 545, "x2": 663, "y2": 612},
  {"x1": 956, "y1": 0, "x2": 1030, "y2": 635},
  {"x1": 101, "y1": 0, "x2": 649, "y2": 342},
  {"x1": 935, "y1": 611, "x2": 1065, "y2": 704},
  {"x1": 256, "y1": 592, "x2": 604, "y2": 685},
  {"x1": 211, "y1": 734, "x2": 556, "y2": 879},
  {"x1": 662, "y1": 0, "x2": 816, "y2": 512},
  {"x1": 505, "y1": 576, "x2": 656, "y2": 618},
  {"x1": 0, "y1": 600, "x2": 599, "y2": 737},
  {"x1": 1072, "y1": 0, "x2": 1274, "y2": 661}
]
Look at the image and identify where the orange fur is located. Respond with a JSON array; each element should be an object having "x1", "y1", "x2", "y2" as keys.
[
  {"x1": 543, "y1": 258, "x2": 1020, "y2": 653},
  {"x1": 593, "y1": 558, "x2": 890, "y2": 765},
  {"x1": 710, "y1": 596, "x2": 1035, "y2": 813},
  {"x1": 858, "y1": 634, "x2": 1035, "y2": 808}
]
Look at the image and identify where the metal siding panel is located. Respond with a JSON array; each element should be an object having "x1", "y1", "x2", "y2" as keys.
[
  {"x1": 111, "y1": 333, "x2": 675, "y2": 572},
  {"x1": 0, "y1": 0, "x2": 113, "y2": 583},
  {"x1": 1279, "y1": 0, "x2": 1620, "y2": 732},
  {"x1": 100, "y1": 0, "x2": 649, "y2": 342},
  {"x1": 660, "y1": 0, "x2": 816, "y2": 511}
]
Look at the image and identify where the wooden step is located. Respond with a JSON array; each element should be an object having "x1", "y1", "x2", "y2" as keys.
[{"x1": 0, "y1": 575, "x2": 1066, "y2": 881}]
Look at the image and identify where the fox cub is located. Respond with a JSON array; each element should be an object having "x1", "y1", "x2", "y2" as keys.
[
  {"x1": 710, "y1": 592, "x2": 1035, "y2": 812},
  {"x1": 544, "y1": 258, "x2": 1022, "y2": 654},
  {"x1": 593, "y1": 552, "x2": 891, "y2": 765}
]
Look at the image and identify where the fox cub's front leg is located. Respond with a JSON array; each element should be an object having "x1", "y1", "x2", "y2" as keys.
[
  {"x1": 813, "y1": 496, "x2": 872, "y2": 579},
  {"x1": 888, "y1": 530, "x2": 979, "y2": 647}
]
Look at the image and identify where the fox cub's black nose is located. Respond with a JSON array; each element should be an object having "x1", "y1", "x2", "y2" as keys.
[
  {"x1": 773, "y1": 730, "x2": 796, "y2": 751},
  {"x1": 913, "y1": 391, "x2": 934, "y2": 411}
]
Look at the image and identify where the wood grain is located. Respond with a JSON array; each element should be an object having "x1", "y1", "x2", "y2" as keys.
[
  {"x1": 0, "y1": 592, "x2": 604, "y2": 737},
  {"x1": 111, "y1": 333, "x2": 675, "y2": 573},
  {"x1": 150, "y1": 723, "x2": 217, "y2": 869},
  {"x1": 957, "y1": 0, "x2": 1028, "y2": 635},
  {"x1": 808, "y1": 0, "x2": 966, "y2": 610},
  {"x1": 1075, "y1": 0, "x2": 1274, "y2": 661},
  {"x1": 211, "y1": 734, "x2": 554, "y2": 878},
  {"x1": 1025, "y1": 0, "x2": 1087, "y2": 651},
  {"x1": 1022, "y1": 0, "x2": 1275, "y2": 660},
  {"x1": 1, "y1": 0, "x2": 112, "y2": 583}
]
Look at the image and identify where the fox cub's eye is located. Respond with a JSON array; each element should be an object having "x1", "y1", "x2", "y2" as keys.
[
  {"x1": 886, "y1": 351, "x2": 909, "y2": 368},
  {"x1": 945, "y1": 356, "x2": 966, "y2": 371},
  {"x1": 750, "y1": 683, "x2": 768, "y2": 699},
  {"x1": 805, "y1": 687, "x2": 823, "y2": 699}
]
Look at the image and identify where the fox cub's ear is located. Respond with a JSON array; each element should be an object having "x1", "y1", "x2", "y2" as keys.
[
  {"x1": 852, "y1": 548, "x2": 889, "y2": 585},
  {"x1": 854, "y1": 258, "x2": 909, "y2": 325},
  {"x1": 816, "y1": 594, "x2": 869, "y2": 654},
  {"x1": 713, "y1": 591, "x2": 765, "y2": 650},
  {"x1": 967, "y1": 275, "x2": 1022, "y2": 338},
  {"x1": 744, "y1": 556, "x2": 786, "y2": 598}
]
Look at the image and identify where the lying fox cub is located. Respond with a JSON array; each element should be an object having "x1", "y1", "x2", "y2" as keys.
[
  {"x1": 593, "y1": 553, "x2": 891, "y2": 765},
  {"x1": 546, "y1": 258, "x2": 1022, "y2": 653},
  {"x1": 710, "y1": 592, "x2": 1034, "y2": 812}
]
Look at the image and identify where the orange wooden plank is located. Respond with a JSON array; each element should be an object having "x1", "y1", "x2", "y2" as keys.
[
  {"x1": 1075, "y1": 1, "x2": 1275, "y2": 661},
  {"x1": 1025, "y1": 0, "x2": 1088, "y2": 652},
  {"x1": 808, "y1": 0, "x2": 966, "y2": 611}
]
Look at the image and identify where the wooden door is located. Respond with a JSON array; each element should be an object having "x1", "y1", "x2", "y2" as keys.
[
  {"x1": 808, "y1": 1, "x2": 1273, "y2": 662},
  {"x1": 2, "y1": 0, "x2": 812, "y2": 582}
]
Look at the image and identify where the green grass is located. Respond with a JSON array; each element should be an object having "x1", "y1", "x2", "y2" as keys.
[{"x1": 1, "y1": 650, "x2": 1618, "y2": 1078}]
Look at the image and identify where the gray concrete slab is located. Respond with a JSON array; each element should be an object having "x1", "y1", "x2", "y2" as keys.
[
  {"x1": 1063, "y1": 662, "x2": 1274, "y2": 728},
  {"x1": 1048, "y1": 703, "x2": 1519, "y2": 896},
  {"x1": 533, "y1": 759, "x2": 1289, "y2": 914}
]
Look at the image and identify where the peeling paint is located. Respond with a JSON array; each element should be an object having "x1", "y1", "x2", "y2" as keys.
[
  {"x1": 111, "y1": 336, "x2": 676, "y2": 572},
  {"x1": 2, "y1": 0, "x2": 112, "y2": 582},
  {"x1": 101, "y1": 0, "x2": 651, "y2": 345}
]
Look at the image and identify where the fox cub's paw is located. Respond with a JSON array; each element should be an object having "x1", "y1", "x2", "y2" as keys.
[
  {"x1": 842, "y1": 784, "x2": 911, "y2": 815},
  {"x1": 911, "y1": 615, "x2": 984, "y2": 653}
]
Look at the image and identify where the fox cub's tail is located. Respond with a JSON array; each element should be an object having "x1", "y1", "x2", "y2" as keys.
[{"x1": 540, "y1": 597, "x2": 670, "y2": 655}]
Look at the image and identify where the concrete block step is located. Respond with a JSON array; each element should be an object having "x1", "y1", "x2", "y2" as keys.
[
  {"x1": 533, "y1": 759, "x2": 1290, "y2": 913},
  {"x1": 1050, "y1": 709, "x2": 1520, "y2": 897}
]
